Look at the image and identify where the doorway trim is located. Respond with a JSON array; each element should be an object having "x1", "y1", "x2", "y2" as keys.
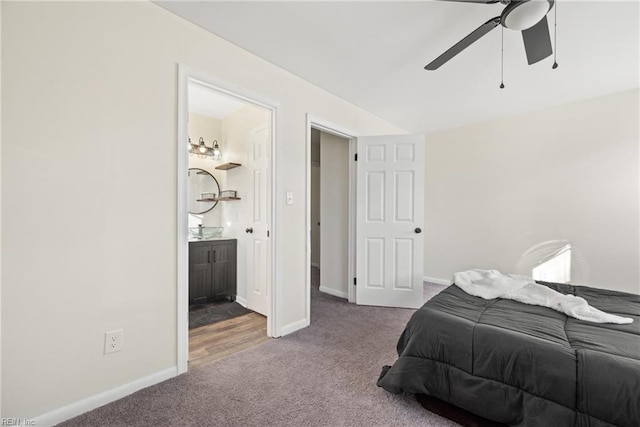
[
  {"x1": 305, "y1": 114, "x2": 358, "y2": 322},
  {"x1": 177, "y1": 65, "x2": 281, "y2": 374}
]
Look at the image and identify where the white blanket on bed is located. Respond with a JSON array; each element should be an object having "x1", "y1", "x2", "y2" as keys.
[{"x1": 453, "y1": 269, "x2": 633, "y2": 324}]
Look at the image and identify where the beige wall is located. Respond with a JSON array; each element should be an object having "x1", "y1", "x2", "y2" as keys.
[
  {"x1": 424, "y1": 89, "x2": 640, "y2": 294},
  {"x1": 189, "y1": 112, "x2": 221, "y2": 149},
  {"x1": 1, "y1": 1, "x2": 404, "y2": 420},
  {"x1": 319, "y1": 132, "x2": 350, "y2": 298}
]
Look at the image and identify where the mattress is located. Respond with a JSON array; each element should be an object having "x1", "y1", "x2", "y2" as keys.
[{"x1": 377, "y1": 282, "x2": 640, "y2": 426}]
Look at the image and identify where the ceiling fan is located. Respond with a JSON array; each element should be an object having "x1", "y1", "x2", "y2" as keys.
[{"x1": 425, "y1": 0, "x2": 555, "y2": 70}]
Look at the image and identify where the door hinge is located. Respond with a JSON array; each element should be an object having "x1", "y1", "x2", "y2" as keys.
[
  {"x1": 353, "y1": 277, "x2": 357, "y2": 286},
  {"x1": 354, "y1": 153, "x2": 358, "y2": 161}
]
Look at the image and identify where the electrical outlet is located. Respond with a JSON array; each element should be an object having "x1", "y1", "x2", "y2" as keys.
[{"x1": 104, "y1": 329, "x2": 124, "y2": 354}]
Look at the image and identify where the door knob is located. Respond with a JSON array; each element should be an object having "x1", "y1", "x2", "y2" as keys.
[
  {"x1": 245, "y1": 227, "x2": 254, "y2": 234},
  {"x1": 414, "y1": 227, "x2": 422, "y2": 234}
]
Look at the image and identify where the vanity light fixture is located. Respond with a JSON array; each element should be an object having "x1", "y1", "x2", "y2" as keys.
[
  {"x1": 212, "y1": 140, "x2": 223, "y2": 160},
  {"x1": 188, "y1": 136, "x2": 221, "y2": 160}
]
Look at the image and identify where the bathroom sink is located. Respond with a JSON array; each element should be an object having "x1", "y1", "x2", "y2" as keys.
[{"x1": 189, "y1": 226, "x2": 224, "y2": 239}]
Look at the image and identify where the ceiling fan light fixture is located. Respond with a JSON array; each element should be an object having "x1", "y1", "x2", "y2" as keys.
[{"x1": 502, "y1": 0, "x2": 553, "y2": 31}]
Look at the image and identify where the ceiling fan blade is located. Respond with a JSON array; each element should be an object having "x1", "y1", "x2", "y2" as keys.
[
  {"x1": 425, "y1": 17, "x2": 501, "y2": 70},
  {"x1": 521, "y1": 15, "x2": 553, "y2": 65}
]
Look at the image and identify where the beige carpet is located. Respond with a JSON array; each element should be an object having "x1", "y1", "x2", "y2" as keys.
[{"x1": 61, "y1": 272, "x2": 455, "y2": 427}]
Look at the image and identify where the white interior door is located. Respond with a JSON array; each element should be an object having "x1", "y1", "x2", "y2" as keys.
[
  {"x1": 246, "y1": 124, "x2": 270, "y2": 316},
  {"x1": 356, "y1": 134, "x2": 425, "y2": 308}
]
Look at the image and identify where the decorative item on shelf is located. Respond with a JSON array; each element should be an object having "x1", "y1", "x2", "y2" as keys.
[
  {"x1": 200, "y1": 192, "x2": 216, "y2": 201},
  {"x1": 216, "y1": 189, "x2": 241, "y2": 201},
  {"x1": 189, "y1": 136, "x2": 222, "y2": 160},
  {"x1": 220, "y1": 190, "x2": 237, "y2": 198}
]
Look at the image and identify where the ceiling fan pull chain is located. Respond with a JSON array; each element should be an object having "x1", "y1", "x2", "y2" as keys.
[
  {"x1": 500, "y1": 25, "x2": 505, "y2": 89},
  {"x1": 552, "y1": 1, "x2": 559, "y2": 69}
]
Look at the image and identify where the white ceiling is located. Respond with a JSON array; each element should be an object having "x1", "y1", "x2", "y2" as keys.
[
  {"x1": 160, "y1": 1, "x2": 640, "y2": 133},
  {"x1": 189, "y1": 83, "x2": 246, "y2": 119}
]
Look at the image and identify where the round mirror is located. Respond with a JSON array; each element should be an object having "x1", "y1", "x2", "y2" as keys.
[{"x1": 188, "y1": 168, "x2": 221, "y2": 214}]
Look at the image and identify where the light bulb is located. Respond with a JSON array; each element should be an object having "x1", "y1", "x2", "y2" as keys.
[
  {"x1": 212, "y1": 140, "x2": 222, "y2": 160},
  {"x1": 198, "y1": 137, "x2": 207, "y2": 154}
]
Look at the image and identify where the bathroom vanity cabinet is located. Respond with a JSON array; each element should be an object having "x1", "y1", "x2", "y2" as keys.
[{"x1": 189, "y1": 239, "x2": 237, "y2": 305}]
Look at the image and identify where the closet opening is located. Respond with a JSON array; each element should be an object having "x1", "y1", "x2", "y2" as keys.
[{"x1": 306, "y1": 118, "x2": 357, "y2": 324}]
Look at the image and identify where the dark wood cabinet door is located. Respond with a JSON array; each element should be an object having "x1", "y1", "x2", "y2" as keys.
[
  {"x1": 211, "y1": 240, "x2": 237, "y2": 301},
  {"x1": 189, "y1": 239, "x2": 237, "y2": 304},
  {"x1": 189, "y1": 244, "x2": 212, "y2": 304}
]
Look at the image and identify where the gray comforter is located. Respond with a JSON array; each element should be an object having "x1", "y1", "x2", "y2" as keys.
[{"x1": 377, "y1": 282, "x2": 640, "y2": 426}]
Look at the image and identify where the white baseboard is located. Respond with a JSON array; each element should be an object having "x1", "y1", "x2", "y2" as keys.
[
  {"x1": 278, "y1": 318, "x2": 308, "y2": 337},
  {"x1": 310, "y1": 262, "x2": 319, "y2": 269},
  {"x1": 423, "y1": 276, "x2": 450, "y2": 286},
  {"x1": 33, "y1": 367, "x2": 178, "y2": 426},
  {"x1": 319, "y1": 286, "x2": 348, "y2": 299},
  {"x1": 235, "y1": 295, "x2": 247, "y2": 308}
]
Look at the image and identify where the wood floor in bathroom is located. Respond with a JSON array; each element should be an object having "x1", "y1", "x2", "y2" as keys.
[{"x1": 188, "y1": 312, "x2": 268, "y2": 368}]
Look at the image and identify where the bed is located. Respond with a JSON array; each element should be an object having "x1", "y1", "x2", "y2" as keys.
[{"x1": 377, "y1": 281, "x2": 640, "y2": 427}]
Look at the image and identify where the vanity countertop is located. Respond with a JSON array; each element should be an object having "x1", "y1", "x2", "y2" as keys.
[{"x1": 188, "y1": 237, "x2": 236, "y2": 243}]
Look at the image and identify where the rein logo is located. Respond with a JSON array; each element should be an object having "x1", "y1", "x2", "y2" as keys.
[{"x1": 1, "y1": 419, "x2": 35, "y2": 426}]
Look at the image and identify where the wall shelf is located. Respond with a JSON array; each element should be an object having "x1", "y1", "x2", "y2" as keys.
[
  {"x1": 197, "y1": 197, "x2": 242, "y2": 202},
  {"x1": 215, "y1": 162, "x2": 242, "y2": 170}
]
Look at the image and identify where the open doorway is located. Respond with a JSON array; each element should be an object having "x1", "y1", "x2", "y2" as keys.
[
  {"x1": 306, "y1": 120, "x2": 426, "y2": 319},
  {"x1": 177, "y1": 69, "x2": 278, "y2": 372},
  {"x1": 310, "y1": 129, "x2": 351, "y2": 298},
  {"x1": 306, "y1": 117, "x2": 357, "y2": 323}
]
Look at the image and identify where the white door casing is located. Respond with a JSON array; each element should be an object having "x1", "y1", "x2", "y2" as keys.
[
  {"x1": 178, "y1": 67, "x2": 280, "y2": 375},
  {"x1": 356, "y1": 134, "x2": 425, "y2": 309},
  {"x1": 246, "y1": 124, "x2": 271, "y2": 316}
]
